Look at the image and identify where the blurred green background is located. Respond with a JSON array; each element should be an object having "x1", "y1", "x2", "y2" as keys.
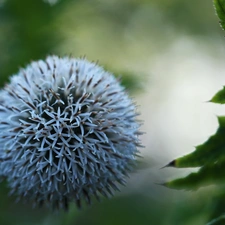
[{"x1": 1, "y1": 0, "x2": 225, "y2": 224}]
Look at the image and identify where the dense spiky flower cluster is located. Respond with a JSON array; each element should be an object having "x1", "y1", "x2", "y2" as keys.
[{"x1": 0, "y1": 56, "x2": 141, "y2": 210}]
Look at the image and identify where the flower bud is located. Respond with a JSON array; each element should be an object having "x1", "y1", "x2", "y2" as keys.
[{"x1": 0, "y1": 56, "x2": 141, "y2": 210}]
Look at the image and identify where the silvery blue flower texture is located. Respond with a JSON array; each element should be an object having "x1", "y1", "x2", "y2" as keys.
[{"x1": 0, "y1": 56, "x2": 141, "y2": 210}]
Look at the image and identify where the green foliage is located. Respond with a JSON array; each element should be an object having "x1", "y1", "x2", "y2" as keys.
[
  {"x1": 165, "y1": 4, "x2": 225, "y2": 224},
  {"x1": 214, "y1": 0, "x2": 225, "y2": 31},
  {"x1": 210, "y1": 86, "x2": 225, "y2": 104},
  {"x1": 0, "y1": 0, "x2": 65, "y2": 84},
  {"x1": 166, "y1": 117, "x2": 225, "y2": 169},
  {"x1": 165, "y1": 87, "x2": 225, "y2": 222},
  {"x1": 165, "y1": 1, "x2": 225, "y2": 219}
]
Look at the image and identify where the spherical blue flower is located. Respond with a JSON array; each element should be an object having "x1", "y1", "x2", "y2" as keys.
[{"x1": 0, "y1": 56, "x2": 141, "y2": 210}]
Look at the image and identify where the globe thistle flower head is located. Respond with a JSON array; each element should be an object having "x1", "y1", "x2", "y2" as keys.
[{"x1": 0, "y1": 56, "x2": 141, "y2": 210}]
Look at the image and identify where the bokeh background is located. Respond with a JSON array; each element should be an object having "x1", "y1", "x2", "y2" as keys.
[{"x1": 0, "y1": 0, "x2": 225, "y2": 224}]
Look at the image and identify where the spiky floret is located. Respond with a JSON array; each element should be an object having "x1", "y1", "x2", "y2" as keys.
[{"x1": 0, "y1": 56, "x2": 141, "y2": 210}]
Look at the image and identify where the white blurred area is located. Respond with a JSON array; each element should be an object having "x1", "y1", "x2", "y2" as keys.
[
  {"x1": 119, "y1": 36, "x2": 225, "y2": 197},
  {"x1": 137, "y1": 36, "x2": 225, "y2": 166}
]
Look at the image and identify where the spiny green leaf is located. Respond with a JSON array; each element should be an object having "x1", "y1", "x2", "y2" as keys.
[
  {"x1": 166, "y1": 160, "x2": 225, "y2": 190},
  {"x1": 210, "y1": 86, "x2": 225, "y2": 104},
  {"x1": 214, "y1": 0, "x2": 225, "y2": 31},
  {"x1": 166, "y1": 89, "x2": 225, "y2": 222},
  {"x1": 165, "y1": 1, "x2": 225, "y2": 223},
  {"x1": 165, "y1": 116, "x2": 225, "y2": 168}
]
